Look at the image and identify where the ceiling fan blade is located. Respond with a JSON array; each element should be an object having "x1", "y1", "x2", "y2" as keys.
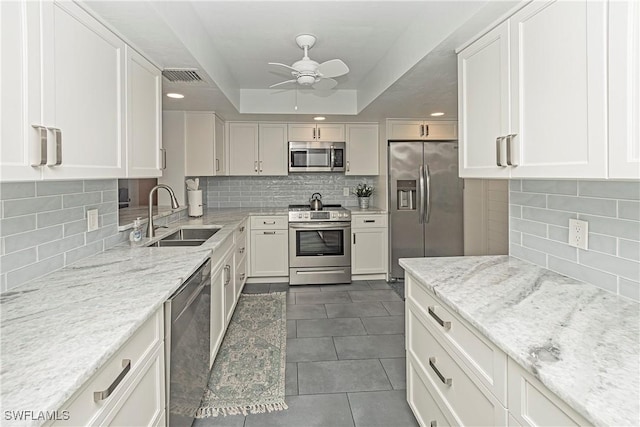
[
  {"x1": 317, "y1": 59, "x2": 349, "y2": 78},
  {"x1": 312, "y1": 78, "x2": 337, "y2": 90},
  {"x1": 268, "y1": 62, "x2": 298, "y2": 72},
  {"x1": 269, "y1": 79, "x2": 297, "y2": 88}
]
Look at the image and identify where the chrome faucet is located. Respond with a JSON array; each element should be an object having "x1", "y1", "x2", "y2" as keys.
[{"x1": 147, "y1": 184, "x2": 180, "y2": 238}]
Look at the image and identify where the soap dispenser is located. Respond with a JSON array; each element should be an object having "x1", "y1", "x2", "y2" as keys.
[{"x1": 130, "y1": 217, "x2": 143, "y2": 243}]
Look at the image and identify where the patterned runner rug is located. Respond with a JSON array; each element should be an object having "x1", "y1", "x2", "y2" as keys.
[{"x1": 196, "y1": 292, "x2": 288, "y2": 418}]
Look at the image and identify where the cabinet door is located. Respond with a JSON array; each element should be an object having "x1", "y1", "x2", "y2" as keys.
[
  {"x1": 250, "y1": 230, "x2": 289, "y2": 277},
  {"x1": 317, "y1": 124, "x2": 345, "y2": 141},
  {"x1": 352, "y1": 228, "x2": 387, "y2": 274},
  {"x1": 258, "y1": 123, "x2": 288, "y2": 176},
  {"x1": 42, "y1": 1, "x2": 126, "y2": 180},
  {"x1": 346, "y1": 124, "x2": 379, "y2": 175},
  {"x1": 0, "y1": 1, "x2": 43, "y2": 181},
  {"x1": 126, "y1": 47, "x2": 162, "y2": 178},
  {"x1": 214, "y1": 115, "x2": 226, "y2": 176},
  {"x1": 388, "y1": 120, "x2": 424, "y2": 140},
  {"x1": 458, "y1": 22, "x2": 511, "y2": 178},
  {"x1": 210, "y1": 263, "x2": 225, "y2": 367},
  {"x1": 287, "y1": 123, "x2": 316, "y2": 141},
  {"x1": 608, "y1": 0, "x2": 640, "y2": 179},
  {"x1": 229, "y1": 122, "x2": 259, "y2": 175},
  {"x1": 185, "y1": 113, "x2": 214, "y2": 176},
  {"x1": 509, "y1": 0, "x2": 607, "y2": 178},
  {"x1": 223, "y1": 256, "x2": 235, "y2": 323},
  {"x1": 424, "y1": 121, "x2": 457, "y2": 141}
]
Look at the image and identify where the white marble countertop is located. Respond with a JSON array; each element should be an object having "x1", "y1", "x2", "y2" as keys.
[
  {"x1": 400, "y1": 255, "x2": 640, "y2": 427},
  {"x1": 0, "y1": 208, "x2": 286, "y2": 426}
]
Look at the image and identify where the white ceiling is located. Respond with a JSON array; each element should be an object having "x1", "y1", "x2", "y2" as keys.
[{"x1": 83, "y1": 0, "x2": 519, "y2": 122}]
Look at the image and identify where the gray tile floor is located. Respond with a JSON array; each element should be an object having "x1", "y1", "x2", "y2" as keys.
[{"x1": 194, "y1": 280, "x2": 417, "y2": 427}]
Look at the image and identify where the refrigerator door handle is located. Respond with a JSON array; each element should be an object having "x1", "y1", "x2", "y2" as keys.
[
  {"x1": 425, "y1": 163, "x2": 432, "y2": 223},
  {"x1": 419, "y1": 165, "x2": 425, "y2": 224}
]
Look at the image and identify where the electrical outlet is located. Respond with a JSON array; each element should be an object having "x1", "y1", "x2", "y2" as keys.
[
  {"x1": 87, "y1": 209, "x2": 99, "y2": 232},
  {"x1": 343, "y1": 187, "x2": 350, "y2": 197},
  {"x1": 568, "y1": 218, "x2": 588, "y2": 249}
]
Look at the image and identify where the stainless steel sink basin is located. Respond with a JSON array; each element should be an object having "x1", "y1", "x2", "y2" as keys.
[{"x1": 146, "y1": 227, "x2": 220, "y2": 247}]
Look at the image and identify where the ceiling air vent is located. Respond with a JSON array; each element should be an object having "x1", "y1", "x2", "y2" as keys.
[{"x1": 162, "y1": 69, "x2": 203, "y2": 83}]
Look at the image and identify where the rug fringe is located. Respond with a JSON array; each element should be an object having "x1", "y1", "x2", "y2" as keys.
[{"x1": 195, "y1": 401, "x2": 289, "y2": 418}]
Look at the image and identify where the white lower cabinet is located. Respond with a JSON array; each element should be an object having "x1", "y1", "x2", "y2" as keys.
[
  {"x1": 249, "y1": 216, "x2": 289, "y2": 278},
  {"x1": 51, "y1": 309, "x2": 164, "y2": 427},
  {"x1": 351, "y1": 214, "x2": 388, "y2": 276},
  {"x1": 405, "y1": 272, "x2": 593, "y2": 427}
]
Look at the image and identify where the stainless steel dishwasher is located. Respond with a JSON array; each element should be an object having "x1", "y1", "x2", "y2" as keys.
[{"x1": 164, "y1": 259, "x2": 211, "y2": 427}]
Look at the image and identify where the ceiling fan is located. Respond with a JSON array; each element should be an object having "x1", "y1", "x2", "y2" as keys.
[{"x1": 268, "y1": 34, "x2": 350, "y2": 90}]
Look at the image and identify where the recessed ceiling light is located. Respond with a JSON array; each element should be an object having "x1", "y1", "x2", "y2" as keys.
[
  {"x1": 166, "y1": 93, "x2": 184, "y2": 99},
  {"x1": 430, "y1": 112, "x2": 445, "y2": 117},
  {"x1": 313, "y1": 116, "x2": 326, "y2": 121}
]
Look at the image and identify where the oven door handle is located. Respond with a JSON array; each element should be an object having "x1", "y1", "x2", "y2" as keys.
[{"x1": 289, "y1": 222, "x2": 351, "y2": 230}]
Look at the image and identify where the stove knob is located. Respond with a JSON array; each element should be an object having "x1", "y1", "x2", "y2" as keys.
[{"x1": 298, "y1": 213, "x2": 302, "y2": 218}]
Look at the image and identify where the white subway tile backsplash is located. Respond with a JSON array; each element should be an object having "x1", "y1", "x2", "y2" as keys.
[{"x1": 511, "y1": 179, "x2": 640, "y2": 301}]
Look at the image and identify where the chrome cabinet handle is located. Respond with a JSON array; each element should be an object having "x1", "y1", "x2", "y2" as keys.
[
  {"x1": 430, "y1": 421, "x2": 438, "y2": 427},
  {"x1": 216, "y1": 158, "x2": 220, "y2": 172},
  {"x1": 330, "y1": 146, "x2": 335, "y2": 171},
  {"x1": 263, "y1": 221, "x2": 276, "y2": 225},
  {"x1": 506, "y1": 134, "x2": 518, "y2": 166},
  {"x1": 160, "y1": 148, "x2": 167, "y2": 170},
  {"x1": 425, "y1": 163, "x2": 431, "y2": 223},
  {"x1": 418, "y1": 165, "x2": 425, "y2": 224},
  {"x1": 346, "y1": 160, "x2": 350, "y2": 172},
  {"x1": 47, "y1": 127, "x2": 62, "y2": 166},
  {"x1": 420, "y1": 124, "x2": 424, "y2": 137},
  {"x1": 94, "y1": 359, "x2": 131, "y2": 402},
  {"x1": 312, "y1": 128, "x2": 316, "y2": 139},
  {"x1": 317, "y1": 127, "x2": 321, "y2": 139},
  {"x1": 263, "y1": 231, "x2": 276, "y2": 235},
  {"x1": 31, "y1": 125, "x2": 48, "y2": 166},
  {"x1": 424, "y1": 124, "x2": 429, "y2": 137},
  {"x1": 239, "y1": 226, "x2": 245, "y2": 232},
  {"x1": 239, "y1": 247, "x2": 245, "y2": 254},
  {"x1": 364, "y1": 219, "x2": 375, "y2": 223},
  {"x1": 353, "y1": 233, "x2": 356, "y2": 244},
  {"x1": 428, "y1": 306, "x2": 451, "y2": 330},
  {"x1": 254, "y1": 161, "x2": 258, "y2": 172},
  {"x1": 224, "y1": 265, "x2": 231, "y2": 286},
  {"x1": 429, "y1": 357, "x2": 452, "y2": 386},
  {"x1": 259, "y1": 160, "x2": 263, "y2": 172},
  {"x1": 495, "y1": 137, "x2": 507, "y2": 167},
  {"x1": 240, "y1": 273, "x2": 245, "y2": 280}
]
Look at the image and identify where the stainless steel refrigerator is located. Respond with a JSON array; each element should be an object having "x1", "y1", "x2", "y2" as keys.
[{"x1": 389, "y1": 141, "x2": 464, "y2": 279}]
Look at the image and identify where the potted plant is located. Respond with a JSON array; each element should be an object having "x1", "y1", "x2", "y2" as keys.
[{"x1": 353, "y1": 183, "x2": 374, "y2": 209}]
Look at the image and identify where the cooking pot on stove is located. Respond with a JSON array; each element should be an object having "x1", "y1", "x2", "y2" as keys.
[{"x1": 309, "y1": 193, "x2": 323, "y2": 210}]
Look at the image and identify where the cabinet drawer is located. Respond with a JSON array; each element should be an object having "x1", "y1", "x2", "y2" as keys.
[
  {"x1": 407, "y1": 277, "x2": 507, "y2": 404},
  {"x1": 352, "y1": 214, "x2": 387, "y2": 228},
  {"x1": 507, "y1": 358, "x2": 591, "y2": 427},
  {"x1": 235, "y1": 256, "x2": 247, "y2": 299},
  {"x1": 55, "y1": 309, "x2": 163, "y2": 426},
  {"x1": 407, "y1": 309, "x2": 507, "y2": 426},
  {"x1": 235, "y1": 231, "x2": 247, "y2": 262},
  {"x1": 407, "y1": 356, "x2": 455, "y2": 427},
  {"x1": 250, "y1": 215, "x2": 288, "y2": 230}
]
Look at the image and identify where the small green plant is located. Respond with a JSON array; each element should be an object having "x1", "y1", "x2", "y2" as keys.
[{"x1": 353, "y1": 183, "x2": 374, "y2": 197}]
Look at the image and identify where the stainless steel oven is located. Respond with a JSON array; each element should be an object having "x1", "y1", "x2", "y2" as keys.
[
  {"x1": 289, "y1": 141, "x2": 345, "y2": 173},
  {"x1": 289, "y1": 218, "x2": 351, "y2": 285}
]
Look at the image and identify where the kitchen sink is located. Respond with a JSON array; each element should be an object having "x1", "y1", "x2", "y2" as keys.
[{"x1": 146, "y1": 227, "x2": 221, "y2": 247}]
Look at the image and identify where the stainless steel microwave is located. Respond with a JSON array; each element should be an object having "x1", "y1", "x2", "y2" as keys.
[{"x1": 289, "y1": 141, "x2": 345, "y2": 173}]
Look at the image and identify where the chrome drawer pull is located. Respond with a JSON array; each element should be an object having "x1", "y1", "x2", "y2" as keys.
[
  {"x1": 429, "y1": 357, "x2": 452, "y2": 386},
  {"x1": 94, "y1": 359, "x2": 131, "y2": 402},
  {"x1": 428, "y1": 306, "x2": 451, "y2": 330},
  {"x1": 31, "y1": 125, "x2": 48, "y2": 166},
  {"x1": 239, "y1": 273, "x2": 245, "y2": 280},
  {"x1": 364, "y1": 219, "x2": 375, "y2": 223},
  {"x1": 47, "y1": 127, "x2": 62, "y2": 166},
  {"x1": 239, "y1": 247, "x2": 245, "y2": 254},
  {"x1": 263, "y1": 231, "x2": 276, "y2": 235},
  {"x1": 263, "y1": 221, "x2": 276, "y2": 225},
  {"x1": 239, "y1": 226, "x2": 245, "y2": 232}
]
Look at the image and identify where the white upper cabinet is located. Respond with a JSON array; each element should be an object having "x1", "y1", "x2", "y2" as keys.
[
  {"x1": 458, "y1": 22, "x2": 512, "y2": 178},
  {"x1": 1, "y1": 1, "x2": 126, "y2": 181},
  {"x1": 228, "y1": 122, "x2": 287, "y2": 176},
  {"x1": 346, "y1": 124, "x2": 379, "y2": 175},
  {"x1": 185, "y1": 112, "x2": 225, "y2": 176},
  {"x1": 608, "y1": 0, "x2": 640, "y2": 179},
  {"x1": 458, "y1": 0, "x2": 609, "y2": 179},
  {"x1": 287, "y1": 123, "x2": 345, "y2": 142},
  {"x1": 41, "y1": 1, "x2": 126, "y2": 180},
  {"x1": 126, "y1": 46, "x2": 162, "y2": 178},
  {"x1": 508, "y1": 0, "x2": 607, "y2": 178},
  {"x1": 388, "y1": 120, "x2": 457, "y2": 141}
]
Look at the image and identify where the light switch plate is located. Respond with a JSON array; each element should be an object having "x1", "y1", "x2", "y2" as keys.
[
  {"x1": 343, "y1": 187, "x2": 350, "y2": 197},
  {"x1": 87, "y1": 209, "x2": 99, "y2": 232},
  {"x1": 568, "y1": 218, "x2": 588, "y2": 249}
]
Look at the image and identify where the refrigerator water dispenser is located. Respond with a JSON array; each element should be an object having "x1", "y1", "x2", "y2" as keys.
[{"x1": 396, "y1": 180, "x2": 416, "y2": 210}]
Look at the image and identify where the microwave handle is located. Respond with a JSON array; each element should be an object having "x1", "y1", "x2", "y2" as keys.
[{"x1": 330, "y1": 146, "x2": 335, "y2": 171}]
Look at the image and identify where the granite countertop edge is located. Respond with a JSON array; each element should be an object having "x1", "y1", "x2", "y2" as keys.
[
  {"x1": 0, "y1": 208, "x2": 288, "y2": 426},
  {"x1": 399, "y1": 255, "x2": 640, "y2": 427}
]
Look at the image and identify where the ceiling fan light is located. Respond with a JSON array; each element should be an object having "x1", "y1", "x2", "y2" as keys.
[{"x1": 297, "y1": 75, "x2": 316, "y2": 86}]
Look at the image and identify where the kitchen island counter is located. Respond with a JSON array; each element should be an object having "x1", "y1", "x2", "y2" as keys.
[
  {"x1": 400, "y1": 255, "x2": 639, "y2": 427},
  {"x1": 0, "y1": 208, "x2": 286, "y2": 426}
]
